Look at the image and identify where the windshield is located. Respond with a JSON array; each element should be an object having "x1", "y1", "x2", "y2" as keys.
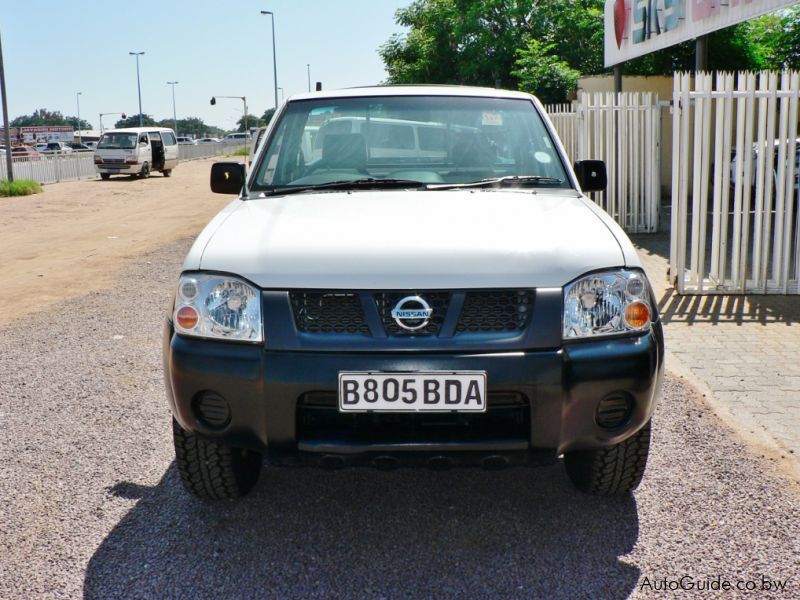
[
  {"x1": 251, "y1": 95, "x2": 569, "y2": 191},
  {"x1": 98, "y1": 133, "x2": 138, "y2": 149}
]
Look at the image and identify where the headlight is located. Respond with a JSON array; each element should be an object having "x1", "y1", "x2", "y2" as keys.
[
  {"x1": 563, "y1": 270, "x2": 652, "y2": 339},
  {"x1": 173, "y1": 274, "x2": 262, "y2": 342}
]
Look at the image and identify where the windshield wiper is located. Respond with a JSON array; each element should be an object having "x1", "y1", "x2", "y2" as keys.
[
  {"x1": 265, "y1": 178, "x2": 427, "y2": 196},
  {"x1": 429, "y1": 175, "x2": 565, "y2": 190}
]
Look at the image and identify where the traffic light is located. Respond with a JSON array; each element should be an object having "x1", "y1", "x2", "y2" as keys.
[{"x1": 210, "y1": 97, "x2": 216, "y2": 106}]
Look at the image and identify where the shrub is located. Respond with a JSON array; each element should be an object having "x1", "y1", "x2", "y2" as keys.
[{"x1": 0, "y1": 179, "x2": 43, "y2": 197}]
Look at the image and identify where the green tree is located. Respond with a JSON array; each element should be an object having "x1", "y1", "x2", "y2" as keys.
[
  {"x1": 114, "y1": 114, "x2": 157, "y2": 128},
  {"x1": 751, "y1": 6, "x2": 800, "y2": 70},
  {"x1": 513, "y1": 40, "x2": 580, "y2": 103},
  {"x1": 11, "y1": 108, "x2": 91, "y2": 129},
  {"x1": 379, "y1": 0, "x2": 784, "y2": 101},
  {"x1": 234, "y1": 108, "x2": 277, "y2": 132},
  {"x1": 165, "y1": 117, "x2": 224, "y2": 138},
  {"x1": 236, "y1": 114, "x2": 265, "y2": 132}
]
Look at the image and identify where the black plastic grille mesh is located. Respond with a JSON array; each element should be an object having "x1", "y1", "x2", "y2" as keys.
[
  {"x1": 456, "y1": 291, "x2": 534, "y2": 333},
  {"x1": 375, "y1": 292, "x2": 450, "y2": 336},
  {"x1": 291, "y1": 292, "x2": 370, "y2": 335}
]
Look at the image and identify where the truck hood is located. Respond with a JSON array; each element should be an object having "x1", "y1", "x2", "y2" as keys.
[{"x1": 193, "y1": 189, "x2": 626, "y2": 289}]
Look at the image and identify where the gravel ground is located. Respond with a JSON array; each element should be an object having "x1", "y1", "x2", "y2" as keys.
[{"x1": 1, "y1": 238, "x2": 799, "y2": 599}]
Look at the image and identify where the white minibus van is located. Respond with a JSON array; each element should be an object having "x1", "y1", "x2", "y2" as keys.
[{"x1": 94, "y1": 127, "x2": 179, "y2": 180}]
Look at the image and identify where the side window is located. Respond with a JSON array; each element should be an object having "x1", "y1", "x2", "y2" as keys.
[
  {"x1": 139, "y1": 135, "x2": 148, "y2": 144},
  {"x1": 149, "y1": 132, "x2": 162, "y2": 143},
  {"x1": 418, "y1": 127, "x2": 448, "y2": 151},
  {"x1": 162, "y1": 132, "x2": 177, "y2": 146},
  {"x1": 366, "y1": 123, "x2": 414, "y2": 150}
]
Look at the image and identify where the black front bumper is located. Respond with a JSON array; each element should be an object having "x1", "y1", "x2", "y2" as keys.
[{"x1": 164, "y1": 320, "x2": 664, "y2": 465}]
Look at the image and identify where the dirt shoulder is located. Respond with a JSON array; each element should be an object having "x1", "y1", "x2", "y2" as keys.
[{"x1": 0, "y1": 158, "x2": 234, "y2": 327}]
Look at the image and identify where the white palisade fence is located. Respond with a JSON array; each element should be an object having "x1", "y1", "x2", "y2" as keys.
[
  {"x1": 547, "y1": 92, "x2": 661, "y2": 233},
  {"x1": 546, "y1": 103, "x2": 579, "y2": 162},
  {"x1": 670, "y1": 71, "x2": 800, "y2": 294}
]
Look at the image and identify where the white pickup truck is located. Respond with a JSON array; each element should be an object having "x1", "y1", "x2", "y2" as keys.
[{"x1": 163, "y1": 86, "x2": 664, "y2": 500}]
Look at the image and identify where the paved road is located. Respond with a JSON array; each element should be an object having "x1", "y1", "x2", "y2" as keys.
[{"x1": 1, "y1": 239, "x2": 799, "y2": 599}]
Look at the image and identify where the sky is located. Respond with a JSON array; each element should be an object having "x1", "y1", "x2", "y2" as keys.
[{"x1": 0, "y1": 0, "x2": 411, "y2": 131}]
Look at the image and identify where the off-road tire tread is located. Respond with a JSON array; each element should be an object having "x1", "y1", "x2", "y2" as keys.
[
  {"x1": 564, "y1": 420, "x2": 651, "y2": 495},
  {"x1": 172, "y1": 419, "x2": 261, "y2": 500}
]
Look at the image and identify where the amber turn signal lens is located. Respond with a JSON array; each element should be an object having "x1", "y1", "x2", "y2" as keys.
[
  {"x1": 176, "y1": 305, "x2": 200, "y2": 330},
  {"x1": 624, "y1": 301, "x2": 650, "y2": 329}
]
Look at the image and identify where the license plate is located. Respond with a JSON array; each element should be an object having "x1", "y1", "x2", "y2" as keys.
[{"x1": 338, "y1": 372, "x2": 487, "y2": 412}]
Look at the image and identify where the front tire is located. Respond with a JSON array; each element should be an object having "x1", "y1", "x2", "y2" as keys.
[
  {"x1": 139, "y1": 162, "x2": 150, "y2": 178},
  {"x1": 172, "y1": 419, "x2": 262, "y2": 500},
  {"x1": 564, "y1": 420, "x2": 651, "y2": 495},
  {"x1": 100, "y1": 173, "x2": 111, "y2": 180}
]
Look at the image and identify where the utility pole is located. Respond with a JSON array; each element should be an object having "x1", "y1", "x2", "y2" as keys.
[
  {"x1": 0, "y1": 31, "x2": 13, "y2": 182},
  {"x1": 307, "y1": 64, "x2": 311, "y2": 92}
]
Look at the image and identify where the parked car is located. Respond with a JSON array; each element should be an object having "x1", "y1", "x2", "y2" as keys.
[
  {"x1": 35, "y1": 143, "x2": 48, "y2": 153},
  {"x1": 196, "y1": 137, "x2": 221, "y2": 144},
  {"x1": 10, "y1": 146, "x2": 41, "y2": 161},
  {"x1": 176, "y1": 137, "x2": 197, "y2": 145},
  {"x1": 66, "y1": 142, "x2": 93, "y2": 152},
  {"x1": 94, "y1": 127, "x2": 179, "y2": 180},
  {"x1": 41, "y1": 141, "x2": 74, "y2": 154},
  {"x1": 729, "y1": 137, "x2": 800, "y2": 198},
  {"x1": 164, "y1": 86, "x2": 664, "y2": 501},
  {"x1": 222, "y1": 132, "x2": 251, "y2": 143}
]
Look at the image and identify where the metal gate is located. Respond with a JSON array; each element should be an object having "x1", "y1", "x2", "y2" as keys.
[
  {"x1": 670, "y1": 71, "x2": 800, "y2": 294},
  {"x1": 547, "y1": 92, "x2": 661, "y2": 233}
]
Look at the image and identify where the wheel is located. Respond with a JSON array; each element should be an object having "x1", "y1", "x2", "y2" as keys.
[
  {"x1": 100, "y1": 173, "x2": 111, "y2": 180},
  {"x1": 172, "y1": 418, "x2": 261, "y2": 500},
  {"x1": 139, "y1": 162, "x2": 150, "y2": 178},
  {"x1": 564, "y1": 420, "x2": 651, "y2": 495},
  {"x1": 163, "y1": 169, "x2": 172, "y2": 177}
]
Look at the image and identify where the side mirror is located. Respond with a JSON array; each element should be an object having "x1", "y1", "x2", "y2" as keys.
[
  {"x1": 210, "y1": 162, "x2": 245, "y2": 194},
  {"x1": 573, "y1": 160, "x2": 607, "y2": 193}
]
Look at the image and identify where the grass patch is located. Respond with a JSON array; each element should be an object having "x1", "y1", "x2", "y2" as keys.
[
  {"x1": 0, "y1": 179, "x2": 43, "y2": 197},
  {"x1": 226, "y1": 147, "x2": 249, "y2": 156}
]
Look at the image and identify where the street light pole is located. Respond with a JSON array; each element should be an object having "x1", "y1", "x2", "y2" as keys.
[
  {"x1": 278, "y1": 87, "x2": 284, "y2": 101},
  {"x1": 307, "y1": 64, "x2": 311, "y2": 92},
  {"x1": 76, "y1": 92, "x2": 82, "y2": 143},
  {"x1": 129, "y1": 51, "x2": 145, "y2": 126},
  {"x1": 167, "y1": 81, "x2": 179, "y2": 136},
  {"x1": 260, "y1": 10, "x2": 279, "y2": 109}
]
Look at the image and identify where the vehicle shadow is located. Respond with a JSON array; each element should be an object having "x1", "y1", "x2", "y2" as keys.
[
  {"x1": 91, "y1": 176, "x2": 167, "y2": 182},
  {"x1": 629, "y1": 231, "x2": 800, "y2": 325},
  {"x1": 84, "y1": 462, "x2": 641, "y2": 598},
  {"x1": 656, "y1": 288, "x2": 800, "y2": 325}
]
